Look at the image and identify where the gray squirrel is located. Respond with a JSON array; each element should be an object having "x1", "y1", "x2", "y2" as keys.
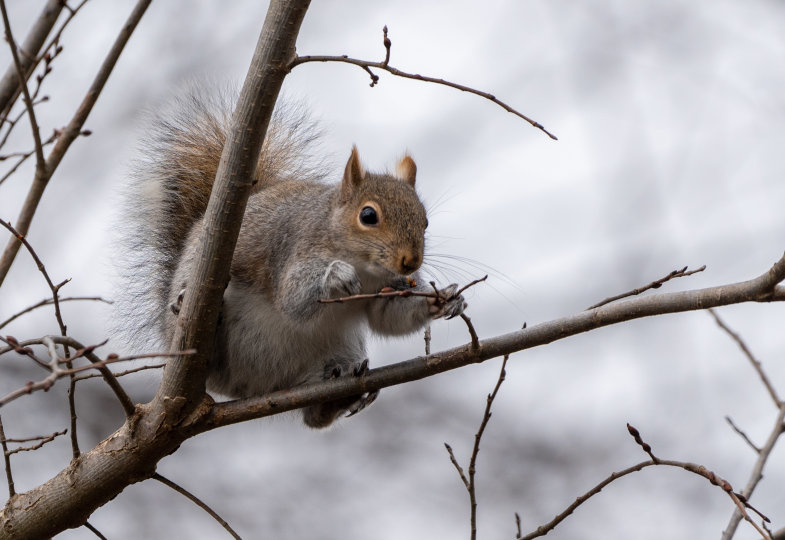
[{"x1": 120, "y1": 90, "x2": 466, "y2": 428}]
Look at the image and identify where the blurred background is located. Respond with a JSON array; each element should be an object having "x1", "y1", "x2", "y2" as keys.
[{"x1": 1, "y1": 1, "x2": 784, "y2": 538}]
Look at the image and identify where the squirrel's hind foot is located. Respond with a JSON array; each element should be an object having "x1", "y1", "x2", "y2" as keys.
[{"x1": 302, "y1": 358, "x2": 378, "y2": 428}]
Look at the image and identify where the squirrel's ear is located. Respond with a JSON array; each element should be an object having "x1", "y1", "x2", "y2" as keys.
[
  {"x1": 341, "y1": 145, "x2": 365, "y2": 200},
  {"x1": 396, "y1": 154, "x2": 417, "y2": 187}
]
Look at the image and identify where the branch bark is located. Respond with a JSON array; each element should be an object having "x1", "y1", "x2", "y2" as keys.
[
  {"x1": 201, "y1": 252, "x2": 785, "y2": 430},
  {"x1": 0, "y1": 2, "x2": 311, "y2": 537},
  {"x1": 0, "y1": 0, "x2": 151, "y2": 287},
  {"x1": 0, "y1": 0, "x2": 63, "y2": 118}
]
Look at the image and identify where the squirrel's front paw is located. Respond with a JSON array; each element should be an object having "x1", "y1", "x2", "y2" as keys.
[
  {"x1": 428, "y1": 283, "x2": 468, "y2": 320},
  {"x1": 323, "y1": 260, "x2": 361, "y2": 298}
]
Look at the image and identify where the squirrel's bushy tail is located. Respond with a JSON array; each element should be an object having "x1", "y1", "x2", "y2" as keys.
[{"x1": 115, "y1": 87, "x2": 324, "y2": 352}]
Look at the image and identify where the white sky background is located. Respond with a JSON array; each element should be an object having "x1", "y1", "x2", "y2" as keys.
[{"x1": 1, "y1": 1, "x2": 784, "y2": 538}]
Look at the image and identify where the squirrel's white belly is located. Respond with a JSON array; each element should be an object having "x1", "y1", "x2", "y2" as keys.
[{"x1": 206, "y1": 283, "x2": 367, "y2": 398}]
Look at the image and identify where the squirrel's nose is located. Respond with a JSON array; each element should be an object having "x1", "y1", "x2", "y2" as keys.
[{"x1": 399, "y1": 253, "x2": 421, "y2": 275}]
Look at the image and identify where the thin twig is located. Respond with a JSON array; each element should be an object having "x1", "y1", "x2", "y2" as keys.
[
  {"x1": 587, "y1": 265, "x2": 706, "y2": 310},
  {"x1": 721, "y1": 403, "x2": 785, "y2": 540},
  {"x1": 0, "y1": 415, "x2": 14, "y2": 497},
  {"x1": 0, "y1": 335, "x2": 190, "y2": 411},
  {"x1": 0, "y1": 0, "x2": 46, "y2": 170},
  {"x1": 709, "y1": 309, "x2": 781, "y2": 407},
  {"x1": 725, "y1": 416, "x2": 761, "y2": 454},
  {"x1": 627, "y1": 423, "x2": 771, "y2": 540},
  {"x1": 423, "y1": 325, "x2": 431, "y2": 355},
  {"x1": 319, "y1": 275, "x2": 487, "y2": 304},
  {"x1": 460, "y1": 313, "x2": 480, "y2": 350},
  {"x1": 153, "y1": 473, "x2": 241, "y2": 539},
  {"x1": 0, "y1": 0, "x2": 152, "y2": 287},
  {"x1": 289, "y1": 27, "x2": 557, "y2": 139},
  {"x1": 4, "y1": 429, "x2": 66, "y2": 455},
  {"x1": 74, "y1": 363, "x2": 166, "y2": 382},
  {"x1": 0, "y1": 218, "x2": 68, "y2": 336},
  {"x1": 0, "y1": 295, "x2": 111, "y2": 331},
  {"x1": 445, "y1": 354, "x2": 510, "y2": 540},
  {"x1": 83, "y1": 521, "x2": 107, "y2": 540}
]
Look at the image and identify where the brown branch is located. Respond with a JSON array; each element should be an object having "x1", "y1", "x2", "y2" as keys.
[
  {"x1": 709, "y1": 309, "x2": 781, "y2": 407},
  {"x1": 721, "y1": 402, "x2": 785, "y2": 540},
  {"x1": 73, "y1": 363, "x2": 165, "y2": 382},
  {"x1": 627, "y1": 424, "x2": 772, "y2": 540},
  {"x1": 82, "y1": 521, "x2": 107, "y2": 540},
  {"x1": 288, "y1": 27, "x2": 557, "y2": 140},
  {"x1": 0, "y1": 0, "x2": 152, "y2": 287},
  {"x1": 4, "y1": 429, "x2": 66, "y2": 455},
  {"x1": 0, "y1": 0, "x2": 46, "y2": 170},
  {"x1": 203, "y1": 252, "x2": 785, "y2": 430},
  {"x1": 0, "y1": 415, "x2": 13, "y2": 497},
  {"x1": 0, "y1": 335, "x2": 177, "y2": 414},
  {"x1": 460, "y1": 313, "x2": 480, "y2": 350},
  {"x1": 319, "y1": 275, "x2": 487, "y2": 304},
  {"x1": 0, "y1": 295, "x2": 111, "y2": 331},
  {"x1": 154, "y1": 0, "x2": 310, "y2": 411},
  {"x1": 0, "y1": 0, "x2": 64, "y2": 119},
  {"x1": 725, "y1": 416, "x2": 761, "y2": 454},
  {"x1": 152, "y1": 473, "x2": 241, "y2": 539},
  {"x1": 519, "y1": 459, "x2": 657, "y2": 539},
  {"x1": 587, "y1": 265, "x2": 706, "y2": 310}
]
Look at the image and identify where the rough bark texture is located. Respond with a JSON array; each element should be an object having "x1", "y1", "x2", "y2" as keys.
[{"x1": 0, "y1": 1, "x2": 311, "y2": 537}]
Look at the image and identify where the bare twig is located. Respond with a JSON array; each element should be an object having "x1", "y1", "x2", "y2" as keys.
[
  {"x1": 0, "y1": 295, "x2": 111, "y2": 331},
  {"x1": 0, "y1": 0, "x2": 64, "y2": 120},
  {"x1": 627, "y1": 424, "x2": 772, "y2": 540},
  {"x1": 519, "y1": 459, "x2": 658, "y2": 539},
  {"x1": 0, "y1": 218, "x2": 68, "y2": 335},
  {"x1": 460, "y1": 313, "x2": 480, "y2": 350},
  {"x1": 0, "y1": 0, "x2": 46, "y2": 170},
  {"x1": 0, "y1": 415, "x2": 14, "y2": 497},
  {"x1": 721, "y1": 403, "x2": 785, "y2": 540},
  {"x1": 73, "y1": 363, "x2": 166, "y2": 382},
  {"x1": 319, "y1": 275, "x2": 487, "y2": 304},
  {"x1": 153, "y1": 473, "x2": 241, "y2": 540},
  {"x1": 289, "y1": 27, "x2": 557, "y2": 140},
  {"x1": 424, "y1": 325, "x2": 431, "y2": 355},
  {"x1": 445, "y1": 354, "x2": 510, "y2": 540},
  {"x1": 0, "y1": 335, "x2": 187, "y2": 412},
  {"x1": 725, "y1": 416, "x2": 761, "y2": 453},
  {"x1": 0, "y1": 0, "x2": 152, "y2": 287},
  {"x1": 4, "y1": 429, "x2": 66, "y2": 455},
  {"x1": 83, "y1": 521, "x2": 107, "y2": 540},
  {"x1": 515, "y1": 512, "x2": 522, "y2": 539},
  {"x1": 587, "y1": 265, "x2": 706, "y2": 310},
  {"x1": 0, "y1": 127, "x2": 57, "y2": 186},
  {"x1": 709, "y1": 309, "x2": 781, "y2": 407}
]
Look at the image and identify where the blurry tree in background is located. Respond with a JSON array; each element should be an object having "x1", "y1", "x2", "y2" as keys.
[{"x1": 0, "y1": 1, "x2": 784, "y2": 539}]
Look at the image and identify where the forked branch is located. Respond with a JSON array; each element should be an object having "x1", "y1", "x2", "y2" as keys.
[{"x1": 289, "y1": 27, "x2": 557, "y2": 140}]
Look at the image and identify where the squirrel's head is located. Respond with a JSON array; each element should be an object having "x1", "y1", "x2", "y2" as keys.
[{"x1": 336, "y1": 146, "x2": 428, "y2": 277}]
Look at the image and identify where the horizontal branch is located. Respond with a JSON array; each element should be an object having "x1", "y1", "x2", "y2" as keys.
[
  {"x1": 201, "y1": 252, "x2": 785, "y2": 430},
  {"x1": 288, "y1": 26, "x2": 557, "y2": 140}
]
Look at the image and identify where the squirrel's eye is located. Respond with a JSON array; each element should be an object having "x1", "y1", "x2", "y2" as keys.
[{"x1": 359, "y1": 206, "x2": 378, "y2": 226}]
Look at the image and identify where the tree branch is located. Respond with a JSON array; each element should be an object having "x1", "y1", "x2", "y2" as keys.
[
  {"x1": 288, "y1": 27, "x2": 557, "y2": 140},
  {"x1": 0, "y1": 0, "x2": 152, "y2": 287},
  {"x1": 0, "y1": 0, "x2": 63, "y2": 118},
  {"x1": 202, "y1": 252, "x2": 785, "y2": 430},
  {"x1": 154, "y1": 0, "x2": 312, "y2": 410}
]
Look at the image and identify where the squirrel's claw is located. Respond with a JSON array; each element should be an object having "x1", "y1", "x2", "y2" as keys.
[
  {"x1": 346, "y1": 389, "x2": 379, "y2": 417},
  {"x1": 427, "y1": 283, "x2": 467, "y2": 320},
  {"x1": 170, "y1": 288, "x2": 186, "y2": 314}
]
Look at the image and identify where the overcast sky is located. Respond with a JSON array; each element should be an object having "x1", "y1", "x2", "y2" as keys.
[{"x1": 1, "y1": 1, "x2": 784, "y2": 539}]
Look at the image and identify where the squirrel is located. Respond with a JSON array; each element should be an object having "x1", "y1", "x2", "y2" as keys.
[{"x1": 119, "y1": 89, "x2": 467, "y2": 428}]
